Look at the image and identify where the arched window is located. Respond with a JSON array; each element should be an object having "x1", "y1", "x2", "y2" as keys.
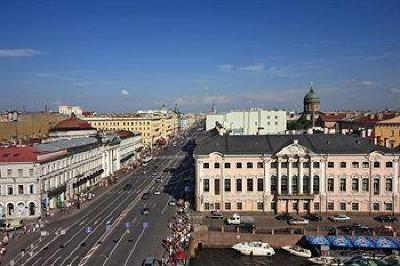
[
  {"x1": 313, "y1": 176, "x2": 320, "y2": 193},
  {"x1": 29, "y1": 202, "x2": 35, "y2": 216},
  {"x1": 17, "y1": 202, "x2": 25, "y2": 216},
  {"x1": 292, "y1": 176, "x2": 298, "y2": 193},
  {"x1": 281, "y1": 176, "x2": 288, "y2": 194},
  {"x1": 7, "y1": 203, "x2": 14, "y2": 216},
  {"x1": 0, "y1": 204, "x2": 3, "y2": 217},
  {"x1": 303, "y1": 176, "x2": 310, "y2": 193}
]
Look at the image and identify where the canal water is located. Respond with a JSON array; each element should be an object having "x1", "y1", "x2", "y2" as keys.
[{"x1": 191, "y1": 248, "x2": 310, "y2": 266}]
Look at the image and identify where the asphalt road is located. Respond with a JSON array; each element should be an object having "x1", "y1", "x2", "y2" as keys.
[{"x1": 4, "y1": 143, "x2": 191, "y2": 266}]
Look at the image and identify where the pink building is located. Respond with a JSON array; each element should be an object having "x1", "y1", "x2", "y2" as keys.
[{"x1": 194, "y1": 131, "x2": 400, "y2": 214}]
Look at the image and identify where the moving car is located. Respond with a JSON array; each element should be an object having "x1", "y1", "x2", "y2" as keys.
[
  {"x1": 303, "y1": 214, "x2": 322, "y2": 221},
  {"x1": 155, "y1": 177, "x2": 162, "y2": 182},
  {"x1": 374, "y1": 215, "x2": 398, "y2": 223},
  {"x1": 288, "y1": 218, "x2": 309, "y2": 225},
  {"x1": 153, "y1": 190, "x2": 161, "y2": 195},
  {"x1": 142, "y1": 257, "x2": 160, "y2": 266},
  {"x1": 168, "y1": 199, "x2": 176, "y2": 206},
  {"x1": 141, "y1": 193, "x2": 150, "y2": 200},
  {"x1": 141, "y1": 207, "x2": 150, "y2": 215},
  {"x1": 275, "y1": 213, "x2": 294, "y2": 221},
  {"x1": 328, "y1": 214, "x2": 350, "y2": 222}
]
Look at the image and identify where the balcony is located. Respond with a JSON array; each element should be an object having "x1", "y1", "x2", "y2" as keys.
[{"x1": 275, "y1": 193, "x2": 315, "y2": 200}]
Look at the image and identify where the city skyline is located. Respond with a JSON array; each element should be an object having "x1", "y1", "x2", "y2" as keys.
[{"x1": 1, "y1": 1, "x2": 400, "y2": 113}]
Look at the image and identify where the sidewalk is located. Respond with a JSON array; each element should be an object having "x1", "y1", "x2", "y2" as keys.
[{"x1": 0, "y1": 166, "x2": 142, "y2": 265}]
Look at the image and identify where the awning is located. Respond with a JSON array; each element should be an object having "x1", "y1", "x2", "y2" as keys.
[
  {"x1": 305, "y1": 235, "x2": 329, "y2": 246},
  {"x1": 326, "y1": 235, "x2": 353, "y2": 249},
  {"x1": 348, "y1": 236, "x2": 375, "y2": 249},
  {"x1": 372, "y1": 237, "x2": 398, "y2": 249},
  {"x1": 47, "y1": 184, "x2": 66, "y2": 198}
]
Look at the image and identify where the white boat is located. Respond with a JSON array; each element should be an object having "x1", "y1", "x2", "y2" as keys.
[
  {"x1": 281, "y1": 245, "x2": 312, "y2": 258},
  {"x1": 231, "y1": 241, "x2": 275, "y2": 256},
  {"x1": 308, "y1": 257, "x2": 344, "y2": 265}
]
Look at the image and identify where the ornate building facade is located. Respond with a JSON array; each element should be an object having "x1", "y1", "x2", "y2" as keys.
[{"x1": 194, "y1": 132, "x2": 400, "y2": 214}]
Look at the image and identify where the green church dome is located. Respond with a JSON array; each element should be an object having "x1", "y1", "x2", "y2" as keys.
[{"x1": 304, "y1": 87, "x2": 320, "y2": 102}]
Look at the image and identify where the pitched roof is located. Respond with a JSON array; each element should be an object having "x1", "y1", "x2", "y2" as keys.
[
  {"x1": 377, "y1": 116, "x2": 400, "y2": 124},
  {"x1": 319, "y1": 113, "x2": 346, "y2": 122},
  {"x1": 195, "y1": 133, "x2": 396, "y2": 156},
  {"x1": 54, "y1": 113, "x2": 94, "y2": 131}
]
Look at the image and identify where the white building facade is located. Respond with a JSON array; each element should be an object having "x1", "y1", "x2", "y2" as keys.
[
  {"x1": 194, "y1": 133, "x2": 400, "y2": 214},
  {"x1": 206, "y1": 108, "x2": 287, "y2": 135}
]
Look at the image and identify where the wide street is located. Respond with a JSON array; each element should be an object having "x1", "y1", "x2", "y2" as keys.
[{"x1": 3, "y1": 138, "x2": 193, "y2": 266}]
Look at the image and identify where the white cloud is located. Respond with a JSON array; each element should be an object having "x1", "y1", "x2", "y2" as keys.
[
  {"x1": 389, "y1": 87, "x2": 400, "y2": 94},
  {"x1": 361, "y1": 81, "x2": 374, "y2": 86},
  {"x1": 0, "y1": 48, "x2": 40, "y2": 58},
  {"x1": 216, "y1": 64, "x2": 235, "y2": 73},
  {"x1": 120, "y1": 89, "x2": 129, "y2": 96},
  {"x1": 238, "y1": 64, "x2": 265, "y2": 73}
]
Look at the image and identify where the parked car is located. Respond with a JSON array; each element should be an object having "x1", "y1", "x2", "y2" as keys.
[
  {"x1": 275, "y1": 213, "x2": 294, "y2": 221},
  {"x1": 328, "y1": 214, "x2": 351, "y2": 222},
  {"x1": 141, "y1": 207, "x2": 150, "y2": 215},
  {"x1": 374, "y1": 215, "x2": 398, "y2": 223},
  {"x1": 207, "y1": 210, "x2": 224, "y2": 219},
  {"x1": 153, "y1": 190, "x2": 161, "y2": 195},
  {"x1": 168, "y1": 199, "x2": 176, "y2": 206},
  {"x1": 303, "y1": 214, "x2": 322, "y2": 221},
  {"x1": 155, "y1": 177, "x2": 162, "y2": 182},
  {"x1": 288, "y1": 218, "x2": 310, "y2": 225}
]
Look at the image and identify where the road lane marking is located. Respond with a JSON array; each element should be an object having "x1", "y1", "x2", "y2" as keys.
[
  {"x1": 123, "y1": 227, "x2": 146, "y2": 266},
  {"x1": 101, "y1": 229, "x2": 130, "y2": 266}
]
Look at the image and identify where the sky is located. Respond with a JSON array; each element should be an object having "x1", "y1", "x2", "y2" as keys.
[{"x1": 0, "y1": 0, "x2": 400, "y2": 113}]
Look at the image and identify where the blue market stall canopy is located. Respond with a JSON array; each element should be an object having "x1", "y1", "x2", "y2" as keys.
[
  {"x1": 348, "y1": 236, "x2": 375, "y2": 249},
  {"x1": 326, "y1": 235, "x2": 353, "y2": 249},
  {"x1": 372, "y1": 237, "x2": 398, "y2": 249},
  {"x1": 305, "y1": 235, "x2": 329, "y2": 246}
]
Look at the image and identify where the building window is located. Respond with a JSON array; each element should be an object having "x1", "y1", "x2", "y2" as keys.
[
  {"x1": 352, "y1": 162, "x2": 359, "y2": 168},
  {"x1": 225, "y1": 202, "x2": 231, "y2": 210},
  {"x1": 29, "y1": 184, "x2": 34, "y2": 194},
  {"x1": 247, "y1": 162, "x2": 253, "y2": 168},
  {"x1": 270, "y1": 162, "x2": 278, "y2": 168},
  {"x1": 203, "y1": 179, "x2": 209, "y2": 192},
  {"x1": 224, "y1": 179, "x2": 231, "y2": 192},
  {"x1": 7, "y1": 169, "x2": 12, "y2": 177},
  {"x1": 340, "y1": 203, "x2": 346, "y2": 211},
  {"x1": 352, "y1": 203, "x2": 359, "y2": 211},
  {"x1": 292, "y1": 162, "x2": 299, "y2": 168},
  {"x1": 313, "y1": 162, "x2": 320, "y2": 168},
  {"x1": 327, "y1": 179, "x2": 334, "y2": 192},
  {"x1": 340, "y1": 178, "x2": 346, "y2": 192},
  {"x1": 352, "y1": 179, "x2": 359, "y2": 192},
  {"x1": 280, "y1": 176, "x2": 288, "y2": 193},
  {"x1": 236, "y1": 179, "x2": 242, "y2": 192},
  {"x1": 281, "y1": 162, "x2": 288, "y2": 168},
  {"x1": 373, "y1": 179, "x2": 380, "y2": 195},
  {"x1": 18, "y1": 185, "x2": 24, "y2": 194},
  {"x1": 373, "y1": 203, "x2": 379, "y2": 211},
  {"x1": 7, "y1": 186, "x2": 13, "y2": 195},
  {"x1": 215, "y1": 202, "x2": 221, "y2": 210},
  {"x1": 314, "y1": 202, "x2": 320, "y2": 211},
  {"x1": 303, "y1": 162, "x2": 310, "y2": 168},
  {"x1": 224, "y1": 163, "x2": 231, "y2": 169},
  {"x1": 313, "y1": 176, "x2": 319, "y2": 194},
  {"x1": 362, "y1": 178, "x2": 369, "y2": 192},
  {"x1": 328, "y1": 162, "x2": 334, "y2": 168},
  {"x1": 386, "y1": 179, "x2": 393, "y2": 192},
  {"x1": 303, "y1": 176, "x2": 311, "y2": 193},
  {"x1": 362, "y1": 162, "x2": 369, "y2": 168},
  {"x1": 374, "y1": 162, "x2": 380, "y2": 168},
  {"x1": 236, "y1": 162, "x2": 242, "y2": 169},
  {"x1": 328, "y1": 202, "x2": 334, "y2": 210},
  {"x1": 257, "y1": 202, "x2": 264, "y2": 210},
  {"x1": 385, "y1": 203, "x2": 393, "y2": 211},
  {"x1": 203, "y1": 163, "x2": 209, "y2": 169},
  {"x1": 292, "y1": 176, "x2": 298, "y2": 193},
  {"x1": 18, "y1": 169, "x2": 23, "y2": 177},
  {"x1": 204, "y1": 203, "x2": 209, "y2": 210},
  {"x1": 257, "y1": 178, "x2": 264, "y2": 192},
  {"x1": 386, "y1": 162, "x2": 393, "y2": 168},
  {"x1": 271, "y1": 176, "x2": 277, "y2": 193},
  {"x1": 257, "y1": 162, "x2": 263, "y2": 168},
  {"x1": 247, "y1": 179, "x2": 253, "y2": 192},
  {"x1": 340, "y1": 162, "x2": 347, "y2": 168},
  {"x1": 237, "y1": 202, "x2": 242, "y2": 210},
  {"x1": 214, "y1": 163, "x2": 220, "y2": 169}
]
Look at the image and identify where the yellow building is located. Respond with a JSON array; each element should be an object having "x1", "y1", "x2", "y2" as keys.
[
  {"x1": 374, "y1": 116, "x2": 400, "y2": 149},
  {"x1": 82, "y1": 113, "x2": 178, "y2": 146}
]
